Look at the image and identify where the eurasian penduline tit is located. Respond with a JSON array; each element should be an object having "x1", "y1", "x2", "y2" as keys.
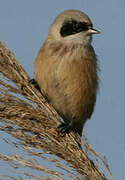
[{"x1": 32, "y1": 9, "x2": 100, "y2": 136}]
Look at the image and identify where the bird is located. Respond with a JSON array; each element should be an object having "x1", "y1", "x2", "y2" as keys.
[{"x1": 33, "y1": 9, "x2": 100, "y2": 136}]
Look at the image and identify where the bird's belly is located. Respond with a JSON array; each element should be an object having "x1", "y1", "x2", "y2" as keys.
[
  {"x1": 49, "y1": 77, "x2": 96, "y2": 124},
  {"x1": 37, "y1": 54, "x2": 98, "y2": 124}
]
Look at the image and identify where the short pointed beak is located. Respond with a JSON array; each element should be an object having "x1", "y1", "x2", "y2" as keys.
[{"x1": 88, "y1": 28, "x2": 100, "y2": 34}]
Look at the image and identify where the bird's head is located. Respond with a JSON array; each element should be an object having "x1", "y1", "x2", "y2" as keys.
[{"x1": 48, "y1": 9, "x2": 100, "y2": 46}]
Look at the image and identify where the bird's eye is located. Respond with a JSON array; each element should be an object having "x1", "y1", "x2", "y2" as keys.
[{"x1": 60, "y1": 20, "x2": 89, "y2": 37}]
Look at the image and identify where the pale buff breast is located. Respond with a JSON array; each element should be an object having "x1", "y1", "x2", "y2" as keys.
[{"x1": 34, "y1": 42, "x2": 98, "y2": 123}]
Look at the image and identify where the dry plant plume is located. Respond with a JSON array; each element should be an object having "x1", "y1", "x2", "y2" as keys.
[{"x1": 0, "y1": 42, "x2": 114, "y2": 180}]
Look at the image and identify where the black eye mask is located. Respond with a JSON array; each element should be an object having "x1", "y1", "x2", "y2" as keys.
[{"x1": 60, "y1": 19, "x2": 91, "y2": 37}]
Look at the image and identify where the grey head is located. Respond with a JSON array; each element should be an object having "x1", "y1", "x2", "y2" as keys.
[{"x1": 48, "y1": 9, "x2": 100, "y2": 45}]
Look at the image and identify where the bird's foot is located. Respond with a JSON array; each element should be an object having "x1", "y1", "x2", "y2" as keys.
[
  {"x1": 29, "y1": 78, "x2": 41, "y2": 92},
  {"x1": 57, "y1": 122, "x2": 73, "y2": 136}
]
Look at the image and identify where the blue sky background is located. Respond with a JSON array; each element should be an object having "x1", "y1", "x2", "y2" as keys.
[{"x1": 0, "y1": 0, "x2": 125, "y2": 179}]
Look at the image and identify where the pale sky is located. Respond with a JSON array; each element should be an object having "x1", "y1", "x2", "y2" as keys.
[{"x1": 0, "y1": 0, "x2": 125, "y2": 179}]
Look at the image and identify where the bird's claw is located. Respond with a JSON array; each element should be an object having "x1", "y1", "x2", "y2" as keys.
[
  {"x1": 57, "y1": 122, "x2": 73, "y2": 135},
  {"x1": 29, "y1": 79, "x2": 41, "y2": 92}
]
